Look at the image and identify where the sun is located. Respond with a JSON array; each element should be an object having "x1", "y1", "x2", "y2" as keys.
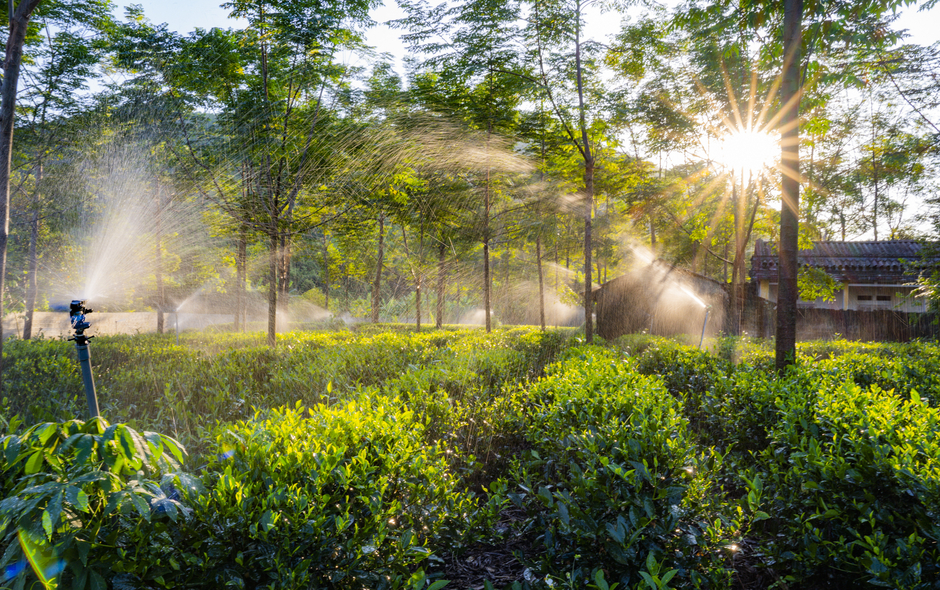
[{"x1": 714, "y1": 127, "x2": 779, "y2": 176}]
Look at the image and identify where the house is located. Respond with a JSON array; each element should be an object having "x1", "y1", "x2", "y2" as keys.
[{"x1": 749, "y1": 239, "x2": 938, "y2": 312}]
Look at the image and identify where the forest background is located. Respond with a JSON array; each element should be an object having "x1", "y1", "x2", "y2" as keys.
[{"x1": 1, "y1": 0, "x2": 939, "y2": 352}]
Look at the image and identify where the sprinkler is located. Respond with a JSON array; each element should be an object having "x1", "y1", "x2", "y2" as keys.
[
  {"x1": 68, "y1": 300, "x2": 100, "y2": 418},
  {"x1": 699, "y1": 305, "x2": 711, "y2": 349}
]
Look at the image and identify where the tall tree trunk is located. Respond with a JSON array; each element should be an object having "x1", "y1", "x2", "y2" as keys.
[
  {"x1": 870, "y1": 97, "x2": 880, "y2": 241},
  {"x1": 372, "y1": 214, "x2": 384, "y2": 323},
  {"x1": 536, "y1": 234, "x2": 545, "y2": 331},
  {"x1": 483, "y1": 128, "x2": 492, "y2": 332},
  {"x1": 776, "y1": 0, "x2": 803, "y2": 371},
  {"x1": 23, "y1": 156, "x2": 41, "y2": 340},
  {"x1": 723, "y1": 242, "x2": 729, "y2": 283},
  {"x1": 436, "y1": 241, "x2": 446, "y2": 329},
  {"x1": 415, "y1": 278, "x2": 422, "y2": 332},
  {"x1": 155, "y1": 185, "x2": 165, "y2": 335},
  {"x1": 267, "y1": 229, "x2": 278, "y2": 346},
  {"x1": 322, "y1": 232, "x2": 330, "y2": 312},
  {"x1": 574, "y1": 0, "x2": 594, "y2": 343},
  {"x1": 0, "y1": 0, "x2": 43, "y2": 387},
  {"x1": 554, "y1": 234, "x2": 559, "y2": 293},
  {"x1": 22, "y1": 209, "x2": 38, "y2": 339},
  {"x1": 730, "y1": 169, "x2": 742, "y2": 335},
  {"x1": 236, "y1": 229, "x2": 247, "y2": 331},
  {"x1": 278, "y1": 233, "x2": 290, "y2": 317}
]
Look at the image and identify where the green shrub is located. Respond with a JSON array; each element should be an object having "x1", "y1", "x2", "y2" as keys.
[
  {"x1": 1, "y1": 339, "x2": 84, "y2": 426},
  {"x1": 756, "y1": 381, "x2": 940, "y2": 589},
  {"x1": 503, "y1": 346, "x2": 741, "y2": 589},
  {"x1": 162, "y1": 400, "x2": 476, "y2": 589},
  {"x1": 0, "y1": 418, "x2": 187, "y2": 590}
]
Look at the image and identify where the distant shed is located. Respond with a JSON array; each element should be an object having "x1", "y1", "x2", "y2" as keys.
[{"x1": 595, "y1": 261, "x2": 728, "y2": 341}]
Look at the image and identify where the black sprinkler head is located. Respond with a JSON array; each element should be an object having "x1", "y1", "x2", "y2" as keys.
[{"x1": 69, "y1": 300, "x2": 93, "y2": 332}]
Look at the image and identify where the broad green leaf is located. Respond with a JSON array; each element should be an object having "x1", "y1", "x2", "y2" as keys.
[
  {"x1": 661, "y1": 569, "x2": 678, "y2": 585},
  {"x1": 130, "y1": 493, "x2": 151, "y2": 522},
  {"x1": 36, "y1": 423, "x2": 57, "y2": 446},
  {"x1": 117, "y1": 428, "x2": 146, "y2": 471},
  {"x1": 72, "y1": 568, "x2": 89, "y2": 590},
  {"x1": 753, "y1": 510, "x2": 771, "y2": 521},
  {"x1": 4, "y1": 435, "x2": 22, "y2": 464},
  {"x1": 74, "y1": 435, "x2": 96, "y2": 467},
  {"x1": 45, "y1": 491, "x2": 64, "y2": 535},
  {"x1": 260, "y1": 510, "x2": 275, "y2": 532},
  {"x1": 557, "y1": 501, "x2": 569, "y2": 526},
  {"x1": 89, "y1": 570, "x2": 107, "y2": 590},
  {"x1": 42, "y1": 509, "x2": 53, "y2": 539},
  {"x1": 25, "y1": 450, "x2": 44, "y2": 475}
]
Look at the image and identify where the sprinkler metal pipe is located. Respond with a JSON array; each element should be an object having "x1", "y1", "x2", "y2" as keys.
[
  {"x1": 699, "y1": 306, "x2": 711, "y2": 349},
  {"x1": 175, "y1": 310, "x2": 180, "y2": 346},
  {"x1": 68, "y1": 300, "x2": 100, "y2": 418}
]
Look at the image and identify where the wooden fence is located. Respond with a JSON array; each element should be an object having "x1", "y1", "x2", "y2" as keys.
[{"x1": 740, "y1": 286, "x2": 940, "y2": 342}]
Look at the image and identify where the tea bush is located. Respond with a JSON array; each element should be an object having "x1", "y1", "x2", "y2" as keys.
[
  {"x1": 501, "y1": 346, "x2": 744, "y2": 589},
  {"x1": 130, "y1": 400, "x2": 475, "y2": 589},
  {"x1": 3, "y1": 328, "x2": 562, "y2": 457},
  {"x1": 754, "y1": 380, "x2": 940, "y2": 588},
  {"x1": 1, "y1": 339, "x2": 84, "y2": 426},
  {"x1": 4, "y1": 330, "x2": 940, "y2": 589}
]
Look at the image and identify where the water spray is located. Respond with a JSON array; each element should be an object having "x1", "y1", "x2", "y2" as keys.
[
  {"x1": 68, "y1": 300, "x2": 100, "y2": 418},
  {"x1": 699, "y1": 306, "x2": 711, "y2": 349}
]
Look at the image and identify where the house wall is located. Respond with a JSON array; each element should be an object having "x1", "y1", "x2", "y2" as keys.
[{"x1": 757, "y1": 283, "x2": 926, "y2": 312}]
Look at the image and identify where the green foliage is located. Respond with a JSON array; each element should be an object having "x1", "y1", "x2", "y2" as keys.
[
  {"x1": 798, "y1": 265, "x2": 844, "y2": 303},
  {"x1": 755, "y1": 380, "x2": 940, "y2": 588},
  {"x1": 0, "y1": 418, "x2": 186, "y2": 590},
  {"x1": 4, "y1": 331, "x2": 940, "y2": 588},
  {"x1": 501, "y1": 346, "x2": 739, "y2": 589},
  {"x1": 150, "y1": 401, "x2": 470, "y2": 589},
  {"x1": 1, "y1": 338, "x2": 84, "y2": 427}
]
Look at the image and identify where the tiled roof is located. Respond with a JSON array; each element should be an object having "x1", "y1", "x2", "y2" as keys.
[{"x1": 750, "y1": 239, "x2": 939, "y2": 284}]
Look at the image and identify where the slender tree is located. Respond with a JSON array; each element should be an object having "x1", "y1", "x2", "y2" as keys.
[
  {"x1": 396, "y1": 0, "x2": 527, "y2": 332},
  {"x1": 0, "y1": 0, "x2": 43, "y2": 385}
]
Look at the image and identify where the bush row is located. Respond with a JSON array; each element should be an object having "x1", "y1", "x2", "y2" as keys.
[{"x1": 3, "y1": 331, "x2": 940, "y2": 589}]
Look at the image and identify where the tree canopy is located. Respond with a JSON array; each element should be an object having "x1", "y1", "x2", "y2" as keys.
[{"x1": 0, "y1": 0, "x2": 935, "y2": 349}]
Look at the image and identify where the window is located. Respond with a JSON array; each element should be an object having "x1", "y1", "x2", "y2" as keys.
[
  {"x1": 876, "y1": 295, "x2": 892, "y2": 302},
  {"x1": 857, "y1": 295, "x2": 872, "y2": 301}
]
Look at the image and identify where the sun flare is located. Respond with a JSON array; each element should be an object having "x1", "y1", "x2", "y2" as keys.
[{"x1": 715, "y1": 128, "x2": 779, "y2": 176}]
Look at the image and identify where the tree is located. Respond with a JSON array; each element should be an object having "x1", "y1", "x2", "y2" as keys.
[
  {"x1": 0, "y1": 0, "x2": 45, "y2": 386},
  {"x1": 13, "y1": 2, "x2": 113, "y2": 338},
  {"x1": 113, "y1": 0, "x2": 378, "y2": 346},
  {"x1": 672, "y1": 0, "x2": 921, "y2": 368},
  {"x1": 395, "y1": 0, "x2": 527, "y2": 332}
]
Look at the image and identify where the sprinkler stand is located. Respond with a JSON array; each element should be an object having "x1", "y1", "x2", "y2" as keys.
[
  {"x1": 68, "y1": 300, "x2": 100, "y2": 418},
  {"x1": 699, "y1": 306, "x2": 711, "y2": 349}
]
